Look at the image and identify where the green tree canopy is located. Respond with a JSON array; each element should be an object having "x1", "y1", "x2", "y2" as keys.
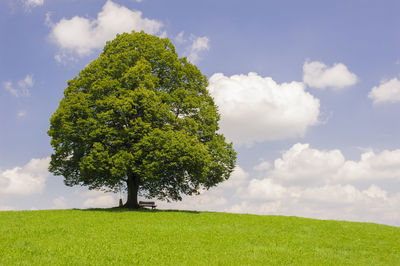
[{"x1": 48, "y1": 31, "x2": 236, "y2": 208}]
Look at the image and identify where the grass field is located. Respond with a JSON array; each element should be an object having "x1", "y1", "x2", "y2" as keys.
[{"x1": 0, "y1": 209, "x2": 399, "y2": 265}]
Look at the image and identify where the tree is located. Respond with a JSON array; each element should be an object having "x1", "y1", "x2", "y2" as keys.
[{"x1": 48, "y1": 31, "x2": 236, "y2": 208}]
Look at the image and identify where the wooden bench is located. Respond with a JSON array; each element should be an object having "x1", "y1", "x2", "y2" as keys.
[{"x1": 139, "y1": 201, "x2": 157, "y2": 209}]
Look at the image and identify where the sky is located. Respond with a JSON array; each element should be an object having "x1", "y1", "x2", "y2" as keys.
[{"x1": 1, "y1": 0, "x2": 400, "y2": 226}]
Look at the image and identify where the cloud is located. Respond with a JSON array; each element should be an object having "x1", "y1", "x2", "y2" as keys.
[
  {"x1": 228, "y1": 201, "x2": 281, "y2": 214},
  {"x1": 3, "y1": 82, "x2": 17, "y2": 96},
  {"x1": 17, "y1": 110, "x2": 27, "y2": 117},
  {"x1": 174, "y1": 31, "x2": 185, "y2": 44},
  {"x1": 336, "y1": 149, "x2": 400, "y2": 183},
  {"x1": 49, "y1": 0, "x2": 163, "y2": 60},
  {"x1": 253, "y1": 160, "x2": 271, "y2": 172},
  {"x1": 3, "y1": 74, "x2": 33, "y2": 97},
  {"x1": 160, "y1": 144, "x2": 400, "y2": 226},
  {"x1": 368, "y1": 77, "x2": 400, "y2": 104},
  {"x1": 158, "y1": 193, "x2": 228, "y2": 212},
  {"x1": 235, "y1": 143, "x2": 400, "y2": 225},
  {"x1": 0, "y1": 205, "x2": 15, "y2": 211},
  {"x1": 219, "y1": 166, "x2": 249, "y2": 189},
  {"x1": 173, "y1": 32, "x2": 210, "y2": 64},
  {"x1": 52, "y1": 196, "x2": 67, "y2": 209},
  {"x1": 246, "y1": 178, "x2": 288, "y2": 201},
  {"x1": 303, "y1": 60, "x2": 358, "y2": 90},
  {"x1": 186, "y1": 36, "x2": 210, "y2": 64},
  {"x1": 24, "y1": 0, "x2": 44, "y2": 10},
  {"x1": 157, "y1": 166, "x2": 248, "y2": 211},
  {"x1": 159, "y1": 31, "x2": 168, "y2": 38},
  {"x1": 270, "y1": 143, "x2": 345, "y2": 186},
  {"x1": 235, "y1": 181, "x2": 400, "y2": 225},
  {"x1": 18, "y1": 75, "x2": 34, "y2": 89},
  {"x1": 267, "y1": 143, "x2": 400, "y2": 186},
  {"x1": 207, "y1": 72, "x2": 320, "y2": 146},
  {"x1": 0, "y1": 157, "x2": 50, "y2": 195},
  {"x1": 45, "y1": 11, "x2": 52, "y2": 27},
  {"x1": 83, "y1": 190, "x2": 117, "y2": 208}
]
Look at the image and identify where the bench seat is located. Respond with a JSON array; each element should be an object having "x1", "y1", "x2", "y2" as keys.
[{"x1": 139, "y1": 201, "x2": 157, "y2": 209}]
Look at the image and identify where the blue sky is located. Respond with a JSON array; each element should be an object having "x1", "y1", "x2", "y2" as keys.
[{"x1": 1, "y1": 0, "x2": 400, "y2": 226}]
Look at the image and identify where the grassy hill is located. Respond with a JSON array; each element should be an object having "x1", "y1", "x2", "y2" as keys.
[{"x1": 0, "y1": 209, "x2": 399, "y2": 265}]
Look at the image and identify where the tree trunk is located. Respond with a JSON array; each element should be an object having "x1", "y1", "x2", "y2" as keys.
[{"x1": 124, "y1": 171, "x2": 140, "y2": 209}]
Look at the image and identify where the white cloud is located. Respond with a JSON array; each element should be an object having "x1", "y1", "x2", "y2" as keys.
[
  {"x1": 18, "y1": 74, "x2": 33, "y2": 90},
  {"x1": 362, "y1": 184, "x2": 388, "y2": 199},
  {"x1": 164, "y1": 144, "x2": 400, "y2": 225},
  {"x1": 174, "y1": 31, "x2": 185, "y2": 44},
  {"x1": 336, "y1": 149, "x2": 400, "y2": 183},
  {"x1": 0, "y1": 157, "x2": 50, "y2": 195},
  {"x1": 236, "y1": 180, "x2": 400, "y2": 225},
  {"x1": 368, "y1": 77, "x2": 400, "y2": 104},
  {"x1": 219, "y1": 166, "x2": 249, "y2": 189},
  {"x1": 24, "y1": 0, "x2": 44, "y2": 9},
  {"x1": 246, "y1": 178, "x2": 288, "y2": 201},
  {"x1": 158, "y1": 193, "x2": 228, "y2": 212},
  {"x1": 0, "y1": 205, "x2": 15, "y2": 211},
  {"x1": 53, "y1": 196, "x2": 67, "y2": 209},
  {"x1": 267, "y1": 143, "x2": 400, "y2": 186},
  {"x1": 26, "y1": 0, "x2": 43, "y2": 6},
  {"x1": 298, "y1": 184, "x2": 398, "y2": 222},
  {"x1": 49, "y1": 0, "x2": 163, "y2": 60},
  {"x1": 253, "y1": 160, "x2": 271, "y2": 172},
  {"x1": 83, "y1": 190, "x2": 117, "y2": 208},
  {"x1": 173, "y1": 32, "x2": 210, "y2": 64},
  {"x1": 3, "y1": 81, "x2": 17, "y2": 97},
  {"x1": 45, "y1": 11, "x2": 52, "y2": 27},
  {"x1": 207, "y1": 72, "x2": 320, "y2": 146},
  {"x1": 157, "y1": 166, "x2": 248, "y2": 211},
  {"x1": 300, "y1": 184, "x2": 364, "y2": 205},
  {"x1": 228, "y1": 201, "x2": 281, "y2": 214},
  {"x1": 186, "y1": 36, "x2": 209, "y2": 64},
  {"x1": 157, "y1": 149, "x2": 400, "y2": 225},
  {"x1": 17, "y1": 110, "x2": 27, "y2": 117},
  {"x1": 3, "y1": 74, "x2": 33, "y2": 97},
  {"x1": 159, "y1": 31, "x2": 168, "y2": 38},
  {"x1": 270, "y1": 143, "x2": 345, "y2": 186},
  {"x1": 232, "y1": 143, "x2": 400, "y2": 225},
  {"x1": 234, "y1": 173, "x2": 400, "y2": 225},
  {"x1": 303, "y1": 60, "x2": 358, "y2": 90}
]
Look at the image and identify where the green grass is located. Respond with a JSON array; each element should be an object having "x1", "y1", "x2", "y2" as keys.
[{"x1": 0, "y1": 209, "x2": 399, "y2": 265}]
